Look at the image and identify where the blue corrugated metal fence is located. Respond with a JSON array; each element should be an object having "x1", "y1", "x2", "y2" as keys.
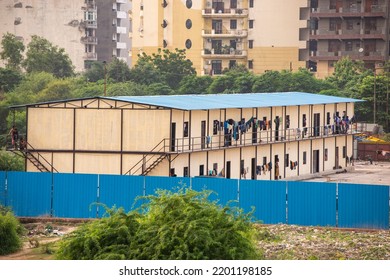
[{"x1": 0, "y1": 171, "x2": 389, "y2": 229}]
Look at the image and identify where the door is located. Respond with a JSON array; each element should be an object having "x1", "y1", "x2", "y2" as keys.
[
  {"x1": 201, "y1": 120, "x2": 206, "y2": 149},
  {"x1": 170, "y1": 122, "x2": 176, "y2": 152},
  {"x1": 213, "y1": 2, "x2": 224, "y2": 12},
  {"x1": 335, "y1": 146, "x2": 339, "y2": 169},
  {"x1": 251, "y1": 158, "x2": 256, "y2": 180},
  {"x1": 252, "y1": 119, "x2": 257, "y2": 143},
  {"x1": 226, "y1": 161, "x2": 231, "y2": 179},
  {"x1": 212, "y1": 40, "x2": 222, "y2": 54},
  {"x1": 313, "y1": 113, "x2": 320, "y2": 137},
  {"x1": 336, "y1": 0, "x2": 343, "y2": 12},
  {"x1": 212, "y1": 20, "x2": 223, "y2": 34},
  {"x1": 313, "y1": 150, "x2": 320, "y2": 173}
]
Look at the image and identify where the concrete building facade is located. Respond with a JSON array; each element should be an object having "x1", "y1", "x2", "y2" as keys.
[
  {"x1": 300, "y1": 0, "x2": 390, "y2": 78},
  {"x1": 130, "y1": 0, "x2": 307, "y2": 75},
  {"x1": 0, "y1": 0, "x2": 132, "y2": 71},
  {"x1": 13, "y1": 92, "x2": 362, "y2": 180}
]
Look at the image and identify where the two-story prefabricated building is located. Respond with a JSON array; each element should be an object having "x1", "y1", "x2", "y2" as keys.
[{"x1": 19, "y1": 92, "x2": 361, "y2": 180}]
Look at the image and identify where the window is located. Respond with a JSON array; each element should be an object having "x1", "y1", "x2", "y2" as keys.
[
  {"x1": 329, "y1": 0, "x2": 336, "y2": 9},
  {"x1": 248, "y1": 60, "x2": 253, "y2": 69},
  {"x1": 186, "y1": 0, "x2": 192, "y2": 9},
  {"x1": 183, "y1": 167, "x2": 189, "y2": 177},
  {"x1": 213, "y1": 120, "x2": 219, "y2": 135},
  {"x1": 199, "y1": 165, "x2": 204, "y2": 176},
  {"x1": 285, "y1": 115, "x2": 290, "y2": 129},
  {"x1": 249, "y1": 20, "x2": 254, "y2": 29},
  {"x1": 248, "y1": 40, "x2": 254, "y2": 49},
  {"x1": 185, "y1": 39, "x2": 192, "y2": 49},
  {"x1": 343, "y1": 146, "x2": 346, "y2": 158},
  {"x1": 324, "y1": 148, "x2": 328, "y2": 161},
  {"x1": 346, "y1": 20, "x2": 353, "y2": 30},
  {"x1": 249, "y1": 0, "x2": 254, "y2": 8},
  {"x1": 302, "y1": 114, "x2": 307, "y2": 127},
  {"x1": 231, "y1": 0, "x2": 237, "y2": 9},
  {"x1": 230, "y1": 20, "x2": 237, "y2": 30},
  {"x1": 345, "y1": 41, "x2": 352, "y2": 51},
  {"x1": 183, "y1": 121, "x2": 189, "y2": 137},
  {"x1": 303, "y1": 151, "x2": 307, "y2": 164},
  {"x1": 229, "y1": 60, "x2": 236, "y2": 69},
  {"x1": 186, "y1": 19, "x2": 192, "y2": 29},
  {"x1": 285, "y1": 154, "x2": 289, "y2": 167},
  {"x1": 211, "y1": 60, "x2": 222, "y2": 75}
]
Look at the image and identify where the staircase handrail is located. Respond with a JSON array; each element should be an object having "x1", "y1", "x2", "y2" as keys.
[
  {"x1": 125, "y1": 139, "x2": 167, "y2": 175},
  {"x1": 25, "y1": 142, "x2": 59, "y2": 173}
]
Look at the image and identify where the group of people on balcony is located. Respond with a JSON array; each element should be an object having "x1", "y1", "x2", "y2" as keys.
[{"x1": 8, "y1": 125, "x2": 27, "y2": 150}]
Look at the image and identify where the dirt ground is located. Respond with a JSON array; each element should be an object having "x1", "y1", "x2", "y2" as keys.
[{"x1": 304, "y1": 160, "x2": 390, "y2": 186}]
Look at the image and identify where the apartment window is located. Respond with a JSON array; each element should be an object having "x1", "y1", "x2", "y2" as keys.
[
  {"x1": 249, "y1": 0, "x2": 254, "y2": 8},
  {"x1": 248, "y1": 40, "x2": 254, "y2": 49},
  {"x1": 186, "y1": 19, "x2": 192, "y2": 29},
  {"x1": 230, "y1": 20, "x2": 237, "y2": 30},
  {"x1": 184, "y1": 167, "x2": 189, "y2": 177},
  {"x1": 183, "y1": 121, "x2": 189, "y2": 137},
  {"x1": 248, "y1": 60, "x2": 253, "y2": 69},
  {"x1": 85, "y1": 11, "x2": 96, "y2": 21},
  {"x1": 303, "y1": 151, "x2": 307, "y2": 165},
  {"x1": 285, "y1": 154, "x2": 289, "y2": 167},
  {"x1": 185, "y1": 39, "x2": 192, "y2": 49},
  {"x1": 249, "y1": 20, "x2": 254, "y2": 29},
  {"x1": 345, "y1": 41, "x2": 353, "y2": 51},
  {"x1": 329, "y1": 0, "x2": 336, "y2": 9},
  {"x1": 231, "y1": 0, "x2": 237, "y2": 9},
  {"x1": 211, "y1": 60, "x2": 222, "y2": 75},
  {"x1": 342, "y1": 146, "x2": 346, "y2": 159},
  {"x1": 199, "y1": 165, "x2": 204, "y2": 176},
  {"x1": 329, "y1": 19, "x2": 337, "y2": 31},
  {"x1": 186, "y1": 0, "x2": 192, "y2": 9},
  {"x1": 346, "y1": 20, "x2": 353, "y2": 30},
  {"x1": 229, "y1": 60, "x2": 236, "y2": 69}
]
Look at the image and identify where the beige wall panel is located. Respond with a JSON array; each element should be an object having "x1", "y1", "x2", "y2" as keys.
[
  {"x1": 285, "y1": 142, "x2": 299, "y2": 178},
  {"x1": 324, "y1": 137, "x2": 336, "y2": 171},
  {"x1": 75, "y1": 153, "x2": 120, "y2": 174},
  {"x1": 241, "y1": 147, "x2": 256, "y2": 180},
  {"x1": 248, "y1": 47, "x2": 305, "y2": 73},
  {"x1": 122, "y1": 154, "x2": 145, "y2": 175},
  {"x1": 28, "y1": 108, "x2": 74, "y2": 150},
  {"x1": 75, "y1": 109, "x2": 121, "y2": 151},
  {"x1": 225, "y1": 148, "x2": 241, "y2": 179},
  {"x1": 148, "y1": 158, "x2": 169, "y2": 177},
  {"x1": 208, "y1": 150, "x2": 224, "y2": 176},
  {"x1": 313, "y1": 104, "x2": 324, "y2": 127},
  {"x1": 286, "y1": 106, "x2": 299, "y2": 130},
  {"x1": 122, "y1": 110, "x2": 170, "y2": 151},
  {"x1": 336, "y1": 136, "x2": 347, "y2": 168},
  {"x1": 256, "y1": 145, "x2": 271, "y2": 180},
  {"x1": 171, "y1": 154, "x2": 189, "y2": 177},
  {"x1": 53, "y1": 153, "x2": 74, "y2": 173},
  {"x1": 226, "y1": 108, "x2": 241, "y2": 121},
  {"x1": 171, "y1": 110, "x2": 188, "y2": 149},
  {"x1": 299, "y1": 140, "x2": 311, "y2": 175},
  {"x1": 189, "y1": 152, "x2": 207, "y2": 177}
]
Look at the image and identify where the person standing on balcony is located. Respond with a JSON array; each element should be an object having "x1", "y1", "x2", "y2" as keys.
[{"x1": 8, "y1": 125, "x2": 18, "y2": 149}]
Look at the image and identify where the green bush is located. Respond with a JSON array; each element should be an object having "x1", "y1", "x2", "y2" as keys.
[
  {"x1": 56, "y1": 188, "x2": 260, "y2": 260},
  {"x1": 0, "y1": 210, "x2": 22, "y2": 255}
]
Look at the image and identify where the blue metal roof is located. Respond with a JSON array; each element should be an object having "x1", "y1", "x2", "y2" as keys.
[{"x1": 107, "y1": 92, "x2": 362, "y2": 111}]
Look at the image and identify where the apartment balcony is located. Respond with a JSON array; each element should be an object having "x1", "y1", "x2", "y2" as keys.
[
  {"x1": 202, "y1": 8, "x2": 248, "y2": 17},
  {"x1": 117, "y1": 26, "x2": 127, "y2": 34},
  {"x1": 83, "y1": 3, "x2": 97, "y2": 11},
  {"x1": 83, "y1": 52, "x2": 97, "y2": 60},
  {"x1": 116, "y1": 0, "x2": 127, "y2": 3},
  {"x1": 202, "y1": 29, "x2": 248, "y2": 38},
  {"x1": 116, "y1": 10, "x2": 127, "y2": 19},
  {"x1": 202, "y1": 49, "x2": 247, "y2": 59},
  {"x1": 310, "y1": 51, "x2": 385, "y2": 61},
  {"x1": 116, "y1": 42, "x2": 127, "y2": 49},
  {"x1": 310, "y1": 5, "x2": 386, "y2": 18},
  {"x1": 84, "y1": 20, "x2": 97, "y2": 29},
  {"x1": 80, "y1": 36, "x2": 98, "y2": 45},
  {"x1": 310, "y1": 29, "x2": 386, "y2": 40}
]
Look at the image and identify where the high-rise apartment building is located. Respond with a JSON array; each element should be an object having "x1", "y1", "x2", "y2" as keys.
[
  {"x1": 0, "y1": 0, "x2": 131, "y2": 71},
  {"x1": 300, "y1": 0, "x2": 390, "y2": 78},
  {"x1": 131, "y1": 0, "x2": 307, "y2": 75}
]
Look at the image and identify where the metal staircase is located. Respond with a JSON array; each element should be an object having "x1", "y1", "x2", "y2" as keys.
[
  {"x1": 125, "y1": 139, "x2": 168, "y2": 176},
  {"x1": 8, "y1": 141, "x2": 58, "y2": 173}
]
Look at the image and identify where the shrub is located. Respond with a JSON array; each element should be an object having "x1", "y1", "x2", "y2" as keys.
[
  {"x1": 56, "y1": 188, "x2": 259, "y2": 260},
  {"x1": 0, "y1": 210, "x2": 22, "y2": 255}
]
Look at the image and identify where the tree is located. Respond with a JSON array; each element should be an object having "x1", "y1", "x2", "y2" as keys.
[
  {"x1": 0, "y1": 150, "x2": 24, "y2": 171},
  {"x1": 107, "y1": 57, "x2": 131, "y2": 82},
  {"x1": 0, "y1": 68, "x2": 23, "y2": 93},
  {"x1": 56, "y1": 189, "x2": 260, "y2": 260},
  {"x1": 0, "y1": 209, "x2": 23, "y2": 255},
  {"x1": 178, "y1": 75, "x2": 212, "y2": 94},
  {"x1": 134, "y1": 48, "x2": 196, "y2": 89},
  {"x1": 84, "y1": 62, "x2": 105, "y2": 83},
  {"x1": 23, "y1": 36, "x2": 75, "y2": 78},
  {"x1": 252, "y1": 71, "x2": 283, "y2": 92},
  {"x1": 208, "y1": 75, "x2": 235, "y2": 94},
  {"x1": 147, "y1": 82, "x2": 175, "y2": 95},
  {"x1": 0, "y1": 33, "x2": 25, "y2": 71}
]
